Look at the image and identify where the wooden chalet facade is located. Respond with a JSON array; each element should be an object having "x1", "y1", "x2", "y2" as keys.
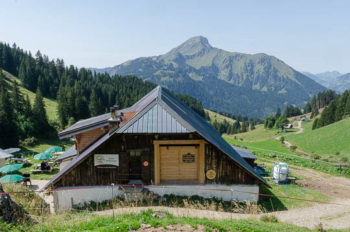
[{"x1": 46, "y1": 86, "x2": 268, "y2": 209}]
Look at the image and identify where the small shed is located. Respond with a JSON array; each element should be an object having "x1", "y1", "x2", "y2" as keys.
[{"x1": 231, "y1": 146, "x2": 257, "y2": 167}]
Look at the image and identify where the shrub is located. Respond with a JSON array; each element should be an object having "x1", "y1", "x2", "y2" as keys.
[
  {"x1": 290, "y1": 145, "x2": 297, "y2": 152},
  {"x1": 279, "y1": 136, "x2": 285, "y2": 144},
  {"x1": 312, "y1": 154, "x2": 321, "y2": 160},
  {"x1": 335, "y1": 152, "x2": 340, "y2": 156},
  {"x1": 260, "y1": 215, "x2": 279, "y2": 223},
  {"x1": 20, "y1": 137, "x2": 38, "y2": 147},
  {"x1": 340, "y1": 157, "x2": 349, "y2": 163}
]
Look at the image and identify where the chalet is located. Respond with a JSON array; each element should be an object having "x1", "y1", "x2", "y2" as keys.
[{"x1": 45, "y1": 86, "x2": 269, "y2": 211}]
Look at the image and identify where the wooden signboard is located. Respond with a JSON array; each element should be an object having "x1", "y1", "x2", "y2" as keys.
[
  {"x1": 206, "y1": 170, "x2": 216, "y2": 180},
  {"x1": 182, "y1": 153, "x2": 195, "y2": 163},
  {"x1": 94, "y1": 154, "x2": 119, "y2": 166}
]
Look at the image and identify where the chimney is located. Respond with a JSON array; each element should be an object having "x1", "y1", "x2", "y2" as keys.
[{"x1": 108, "y1": 105, "x2": 123, "y2": 130}]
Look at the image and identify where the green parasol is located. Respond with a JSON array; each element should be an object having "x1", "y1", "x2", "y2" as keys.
[
  {"x1": 34, "y1": 153, "x2": 52, "y2": 160},
  {"x1": 0, "y1": 164, "x2": 23, "y2": 174},
  {"x1": 0, "y1": 174, "x2": 24, "y2": 183},
  {"x1": 45, "y1": 146, "x2": 63, "y2": 154}
]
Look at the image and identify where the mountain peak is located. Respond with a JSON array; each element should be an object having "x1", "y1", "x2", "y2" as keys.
[
  {"x1": 168, "y1": 36, "x2": 212, "y2": 56},
  {"x1": 183, "y1": 36, "x2": 211, "y2": 48}
]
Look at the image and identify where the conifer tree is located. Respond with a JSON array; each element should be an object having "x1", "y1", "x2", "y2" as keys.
[
  {"x1": 0, "y1": 73, "x2": 18, "y2": 147},
  {"x1": 89, "y1": 90, "x2": 104, "y2": 116},
  {"x1": 344, "y1": 95, "x2": 350, "y2": 116},
  {"x1": 32, "y1": 88, "x2": 49, "y2": 137}
]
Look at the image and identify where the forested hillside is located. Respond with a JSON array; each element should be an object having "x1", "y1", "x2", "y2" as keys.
[
  {"x1": 313, "y1": 90, "x2": 350, "y2": 129},
  {"x1": 0, "y1": 42, "x2": 245, "y2": 147}
]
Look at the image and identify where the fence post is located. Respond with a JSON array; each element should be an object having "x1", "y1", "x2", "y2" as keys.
[
  {"x1": 41, "y1": 196, "x2": 44, "y2": 232},
  {"x1": 111, "y1": 183, "x2": 115, "y2": 220}
]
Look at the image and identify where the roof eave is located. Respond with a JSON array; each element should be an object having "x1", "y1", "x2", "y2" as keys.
[{"x1": 58, "y1": 121, "x2": 109, "y2": 139}]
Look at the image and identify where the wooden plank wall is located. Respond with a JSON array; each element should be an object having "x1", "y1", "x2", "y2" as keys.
[
  {"x1": 205, "y1": 144, "x2": 258, "y2": 185},
  {"x1": 54, "y1": 133, "x2": 258, "y2": 188}
]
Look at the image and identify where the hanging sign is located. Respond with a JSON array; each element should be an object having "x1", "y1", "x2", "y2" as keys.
[
  {"x1": 94, "y1": 154, "x2": 119, "y2": 166},
  {"x1": 182, "y1": 153, "x2": 195, "y2": 163},
  {"x1": 206, "y1": 170, "x2": 216, "y2": 180},
  {"x1": 143, "y1": 161, "x2": 149, "y2": 167}
]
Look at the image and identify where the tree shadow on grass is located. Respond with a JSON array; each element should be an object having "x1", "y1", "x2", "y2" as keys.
[{"x1": 258, "y1": 185, "x2": 287, "y2": 212}]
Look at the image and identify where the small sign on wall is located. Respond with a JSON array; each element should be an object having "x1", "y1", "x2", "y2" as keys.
[
  {"x1": 206, "y1": 170, "x2": 216, "y2": 180},
  {"x1": 94, "y1": 154, "x2": 119, "y2": 166},
  {"x1": 182, "y1": 153, "x2": 195, "y2": 163}
]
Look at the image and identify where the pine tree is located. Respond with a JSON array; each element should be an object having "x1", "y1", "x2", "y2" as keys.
[
  {"x1": 344, "y1": 95, "x2": 350, "y2": 116},
  {"x1": 312, "y1": 118, "x2": 319, "y2": 130},
  {"x1": 89, "y1": 90, "x2": 104, "y2": 116},
  {"x1": 12, "y1": 80, "x2": 24, "y2": 114},
  {"x1": 0, "y1": 73, "x2": 18, "y2": 147},
  {"x1": 32, "y1": 88, "x2": 49, "y2": 137},
  {"x1": 275, "y1": 107, "x2": 281, "y2": 118}
]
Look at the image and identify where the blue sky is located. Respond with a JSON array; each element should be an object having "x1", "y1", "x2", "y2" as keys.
[{"x1": 1, "y1": 0, "x2": 349, "y2": 73}]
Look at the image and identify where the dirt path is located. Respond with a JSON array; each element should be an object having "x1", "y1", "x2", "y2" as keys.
[
  {"x1": 275, "y1": 120, "x2": 307, "y2": 155},
  {"x1": 95, "y1": 200, "x2": 350, "y2": 230},
  {"x1": 295, "y1": 120, "x2": 304, "y2": 134},
  {"x1": 94, "y1": 165, "x2": 350, "y2": 230},
  {"x1": 31, "y1": 180, "x2": 55, "y2": 213}
]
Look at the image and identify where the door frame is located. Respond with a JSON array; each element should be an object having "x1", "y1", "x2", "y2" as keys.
[{"x1": 153, "y1": 139, "x2": 206, "y2": 185}]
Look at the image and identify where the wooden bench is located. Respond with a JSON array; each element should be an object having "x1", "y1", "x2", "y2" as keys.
[{"x1": 31, "y1": 169, "x2": 52, "y2": 174}]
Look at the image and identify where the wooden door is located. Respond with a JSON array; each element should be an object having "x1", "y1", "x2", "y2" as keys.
[
  {"x1": 179, "y1": 146, "x2": 198, "y2": 180},
  {"x1": 160, "y1": 146, "x2": 198, "y2": 181}
]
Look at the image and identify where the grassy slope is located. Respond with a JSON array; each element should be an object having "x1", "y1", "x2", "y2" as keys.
[
  {"x1": 205, "y1": 109, "x2": 236, "y2": 124},
  {"x1": 1, "y1": 209, "x2": 331, "y2": 232},
  {"x1": 3, "y1": 70, "x2": 58, "y2": 122},
  {"x1": 287, "y1": 118, "x2": 350, "y2": 157}
]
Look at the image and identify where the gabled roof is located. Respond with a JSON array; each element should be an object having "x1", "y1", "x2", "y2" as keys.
[
  {"x1": 55, "y1": 145, "x2": 77, "y2": 162},
  {"x1": 45, "y1": 86, "x2": 269, "y2": 189},
  {"x1": 58, "y1": 87, "x2": 161, "y2": 139}
]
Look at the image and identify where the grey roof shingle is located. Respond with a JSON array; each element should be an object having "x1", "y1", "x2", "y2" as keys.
[{"x1": 45, "y1": 86, "x2": 268, "y2": 189}]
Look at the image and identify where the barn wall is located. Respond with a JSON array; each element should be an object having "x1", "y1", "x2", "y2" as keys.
[
  {"x1": 205, "y1": 144, "x2": 258, "y2": 185},
  {"x1": 54, "y1": 133, "x2": 259, "y2": 188}
]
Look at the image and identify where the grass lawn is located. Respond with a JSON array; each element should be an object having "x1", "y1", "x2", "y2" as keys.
[
  {"x1": 205, "y1": 109, "x2": 236, "y2": 124},
  {"x1": 0, "y1": 209, "x2": 331, "y2": 232},
  {"x1": 224, "y1": 136, "x2": 294, "y2": 155},
  {"x1": 287, "y1": 118, "x2": 350, "y2": 158},
  {"x1": 224, "y1": 124, "x2": 297, "y2": 142},
  {"x1": 259, "y1": 179, "x2": 330, "y2": 212},
  {"x1": 7, "y1": 138, "x2": 73, "y2": 180},
  {"x1": 3, "y1": 70, "x2": 59, "y2": 122},
  {"x1": 22, "y1": 138, "x2": 73, "y2": 154}
]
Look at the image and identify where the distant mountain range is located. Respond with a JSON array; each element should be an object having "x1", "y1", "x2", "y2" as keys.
[
  {"x1": 303, "y1": 71, "x2": 350, "y2": 93},
  {"x1": 93, "y1": 36, "x2": 326, "y2": 118}
]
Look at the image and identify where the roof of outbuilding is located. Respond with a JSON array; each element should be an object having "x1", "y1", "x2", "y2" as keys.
[
  {"x1": 55, "y1": 145, "x2": 77, "y2": 162},
  {"x1": 232, "y1": 146, "x2": 257, "y2": 160},
  {"x1": 45, "y1": 86, "x2": 269, "y2": 189}
]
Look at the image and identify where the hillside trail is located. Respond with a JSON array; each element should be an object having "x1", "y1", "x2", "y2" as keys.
[{"x1": 275, "y1": 120, "x2": 306, "y2": 154}]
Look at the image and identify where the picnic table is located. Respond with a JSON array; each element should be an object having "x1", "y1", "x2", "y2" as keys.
[{"x1": 9, "y1": 158, "x2": 29, "y2": 164}]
